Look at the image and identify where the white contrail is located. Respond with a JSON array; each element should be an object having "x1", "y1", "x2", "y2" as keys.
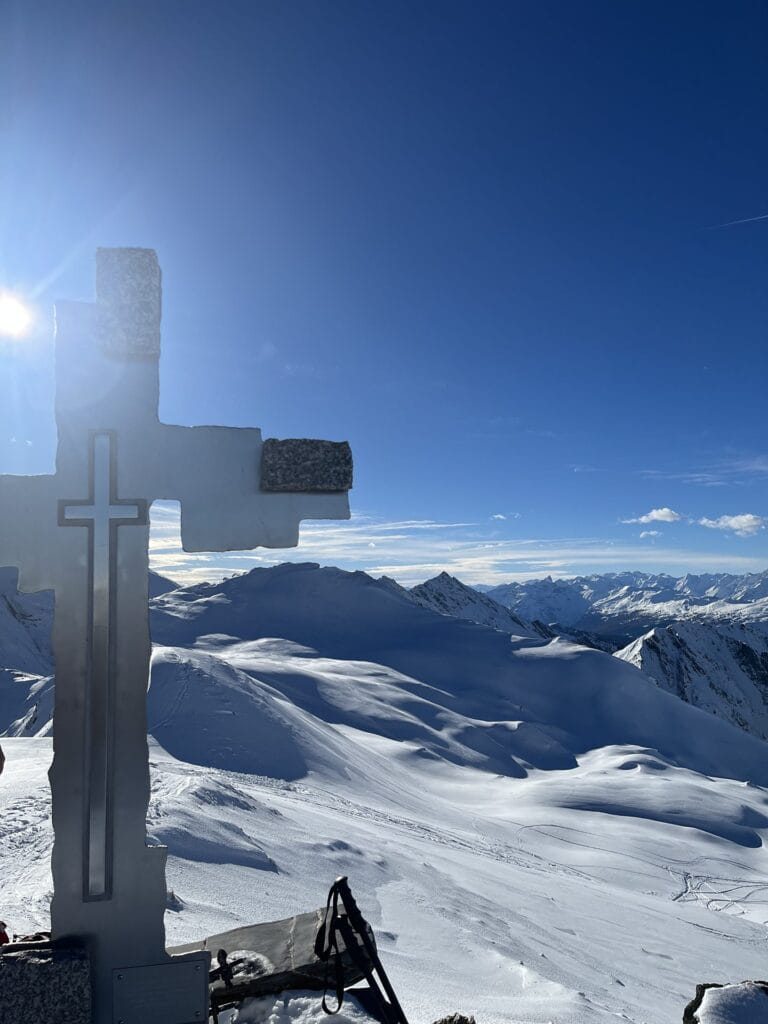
[{"x1": 708, "y1": 212, "x2": 768, "y2": 230}]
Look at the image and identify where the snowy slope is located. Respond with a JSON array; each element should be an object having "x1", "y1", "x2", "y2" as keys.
[
  {"x1": 4, "y1": 564, "x2": 768, "y2": 1022},
  {"x1": 0, "y1": 568, "x2": 54, "y2": 738},
  {"x1": 149, "y1": 569, "x2": 180, "y2": 598},
  {"x1": 616, "y1": 619, "x2": 768, "y2": 741},
  {"x1": 0, "y1": 569, "x2": 177, "y2": 738},
  {"x1": 10, "y1": 731, "x2": 768, "y2": 1024},
  {"x1": 147, "y1": 565, "x2": 768, "y2": 783},
  {"x1": 0, "y1": 567, "x2": 53, "y2": 674}
]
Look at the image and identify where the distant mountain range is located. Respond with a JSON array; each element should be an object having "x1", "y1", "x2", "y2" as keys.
[
  {"x1": 481, "y1": 570, "x2": 768, "y2": 643},
  {"x1": 399, "y1": 568, "x2": 768, "y2": 744}
]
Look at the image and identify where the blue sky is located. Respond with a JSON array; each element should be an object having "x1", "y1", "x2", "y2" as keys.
[{"x1": 1, "y1": 1, "x2": 767, "y2": 585}]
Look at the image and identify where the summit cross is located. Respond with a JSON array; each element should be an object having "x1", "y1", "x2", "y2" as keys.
[{"x1": 0, "y1": 248, "x2": 353, "y2": 1023}]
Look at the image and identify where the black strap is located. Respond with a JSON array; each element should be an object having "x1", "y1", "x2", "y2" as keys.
[
  {"x1": 315, "y1": 880, "x2": 346, "y2": 1014},
  {"x1": 315, "y1": 877, "x2": 410, "y2": 1024}
]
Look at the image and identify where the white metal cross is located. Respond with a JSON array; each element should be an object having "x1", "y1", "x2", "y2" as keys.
[{"x1": 0, "y1": 248, "x2": 352, "y2": 1023}]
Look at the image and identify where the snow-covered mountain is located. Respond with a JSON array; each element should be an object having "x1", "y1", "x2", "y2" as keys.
[
  {"x1": 616, "y1": 619, "x2": 768, "y2": 741},
  {"x1": 409, "y1": 572, "x2": 616, "y2": 651},
  {"x1": 149, "y1": 563, "x2": 768, "y2": 782},
  {"x1": 485, "y1": 569, "x2": 768, "y2": 642},
  {"x1": 4, "y1": 562, "x2": 768, "y2": 1022},
  {"x1": 409, "y1": 571, "x2": 538, "y2": 637}
]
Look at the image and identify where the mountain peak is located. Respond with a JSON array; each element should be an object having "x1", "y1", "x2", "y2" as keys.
[{"x1": 410, "y1": 571, "x2": 537, "y2": 638}]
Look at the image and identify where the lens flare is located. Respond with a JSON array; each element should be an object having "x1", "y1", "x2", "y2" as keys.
[{"x1": 0, "y1": 292, "x2": 33, "y2": 338}]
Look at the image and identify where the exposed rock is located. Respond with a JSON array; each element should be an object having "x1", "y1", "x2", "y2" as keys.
[
  {"x1": 683, "y1": 980, "x2": 768, "y2": 1022},
  {"x1": 0, "y1": 941, "x2": 91, "y2": 1024},
  {"x1": 261, "y1": 438, "x2": 353, "y2": 492}
]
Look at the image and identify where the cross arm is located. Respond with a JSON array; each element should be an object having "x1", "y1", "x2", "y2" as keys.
[
  {"x1": 0, "y1": 474, "x2": 62, "y2": 591},
  {"x1": 137, "y1": 425, "x2": 352, "y2": 553}
]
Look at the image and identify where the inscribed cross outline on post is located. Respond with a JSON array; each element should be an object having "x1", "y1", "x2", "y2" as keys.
[{"x1": 59, "y1": 431, "x2": 147, "y2": 900}]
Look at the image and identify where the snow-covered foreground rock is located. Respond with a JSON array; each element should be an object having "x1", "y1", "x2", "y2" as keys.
[{"x1": 3, "y1": 564, "x2": 768, "y2": 1022}]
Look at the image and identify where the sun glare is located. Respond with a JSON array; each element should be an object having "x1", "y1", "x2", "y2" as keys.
[{"x1": 0, "y1": 291, "x2": 33, "y2": 339}]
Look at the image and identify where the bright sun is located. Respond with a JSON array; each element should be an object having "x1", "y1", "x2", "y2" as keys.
[{"x1": 0, "y1": 291, "x2": 33, "y2": 339}]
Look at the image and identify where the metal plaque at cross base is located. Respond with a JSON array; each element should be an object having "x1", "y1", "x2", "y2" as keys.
[{"x1": 0, "y1": 248, "x2": 353, "y2": 1024}]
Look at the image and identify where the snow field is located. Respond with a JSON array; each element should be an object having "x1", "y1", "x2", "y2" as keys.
[{"x1": 4, "y1": 564, "x2": 768, "y2": 1021}]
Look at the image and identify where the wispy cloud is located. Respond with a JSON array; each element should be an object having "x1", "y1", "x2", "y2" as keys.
[
  {"x1": 622, "y1": 507, "x2": 682, "y2": 525},
  {"x1": 148, "y1": 502, "x2": 766, "y2": 588},
  {"x1": 698, "y1": 514, "x2": 766, "y2": 538},
  {"x1": 639, "y1": 469, "x2": 730, "y2": 487},
  {"x1": 640, "y1": 453, "x2": 768, "y2": 487},
  {"x1": 728, "y1": 455, "x2": 768, "y2": 476},
  {"x1": 640, "y1": 530, "x2": 661, "y2": 539},
  {"x1": 708, "y1": 212, "x2": 768, "y2": 230}
]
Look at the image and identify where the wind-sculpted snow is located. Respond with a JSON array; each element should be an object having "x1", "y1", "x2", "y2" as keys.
[
  {"x1": 149, "y1": 563, "x2": 768, "y2": 788},
  {"x1": 149, "y1": 647, "x2": 311, "y2": 779},
  {"x1": 5, "y1": 563, "x2": 768, "y2": 1022}
]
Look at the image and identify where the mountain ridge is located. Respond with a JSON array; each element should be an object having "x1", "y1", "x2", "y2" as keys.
[{"x1": 482, "y1": 568, "x2": 768, "y2": 642}]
